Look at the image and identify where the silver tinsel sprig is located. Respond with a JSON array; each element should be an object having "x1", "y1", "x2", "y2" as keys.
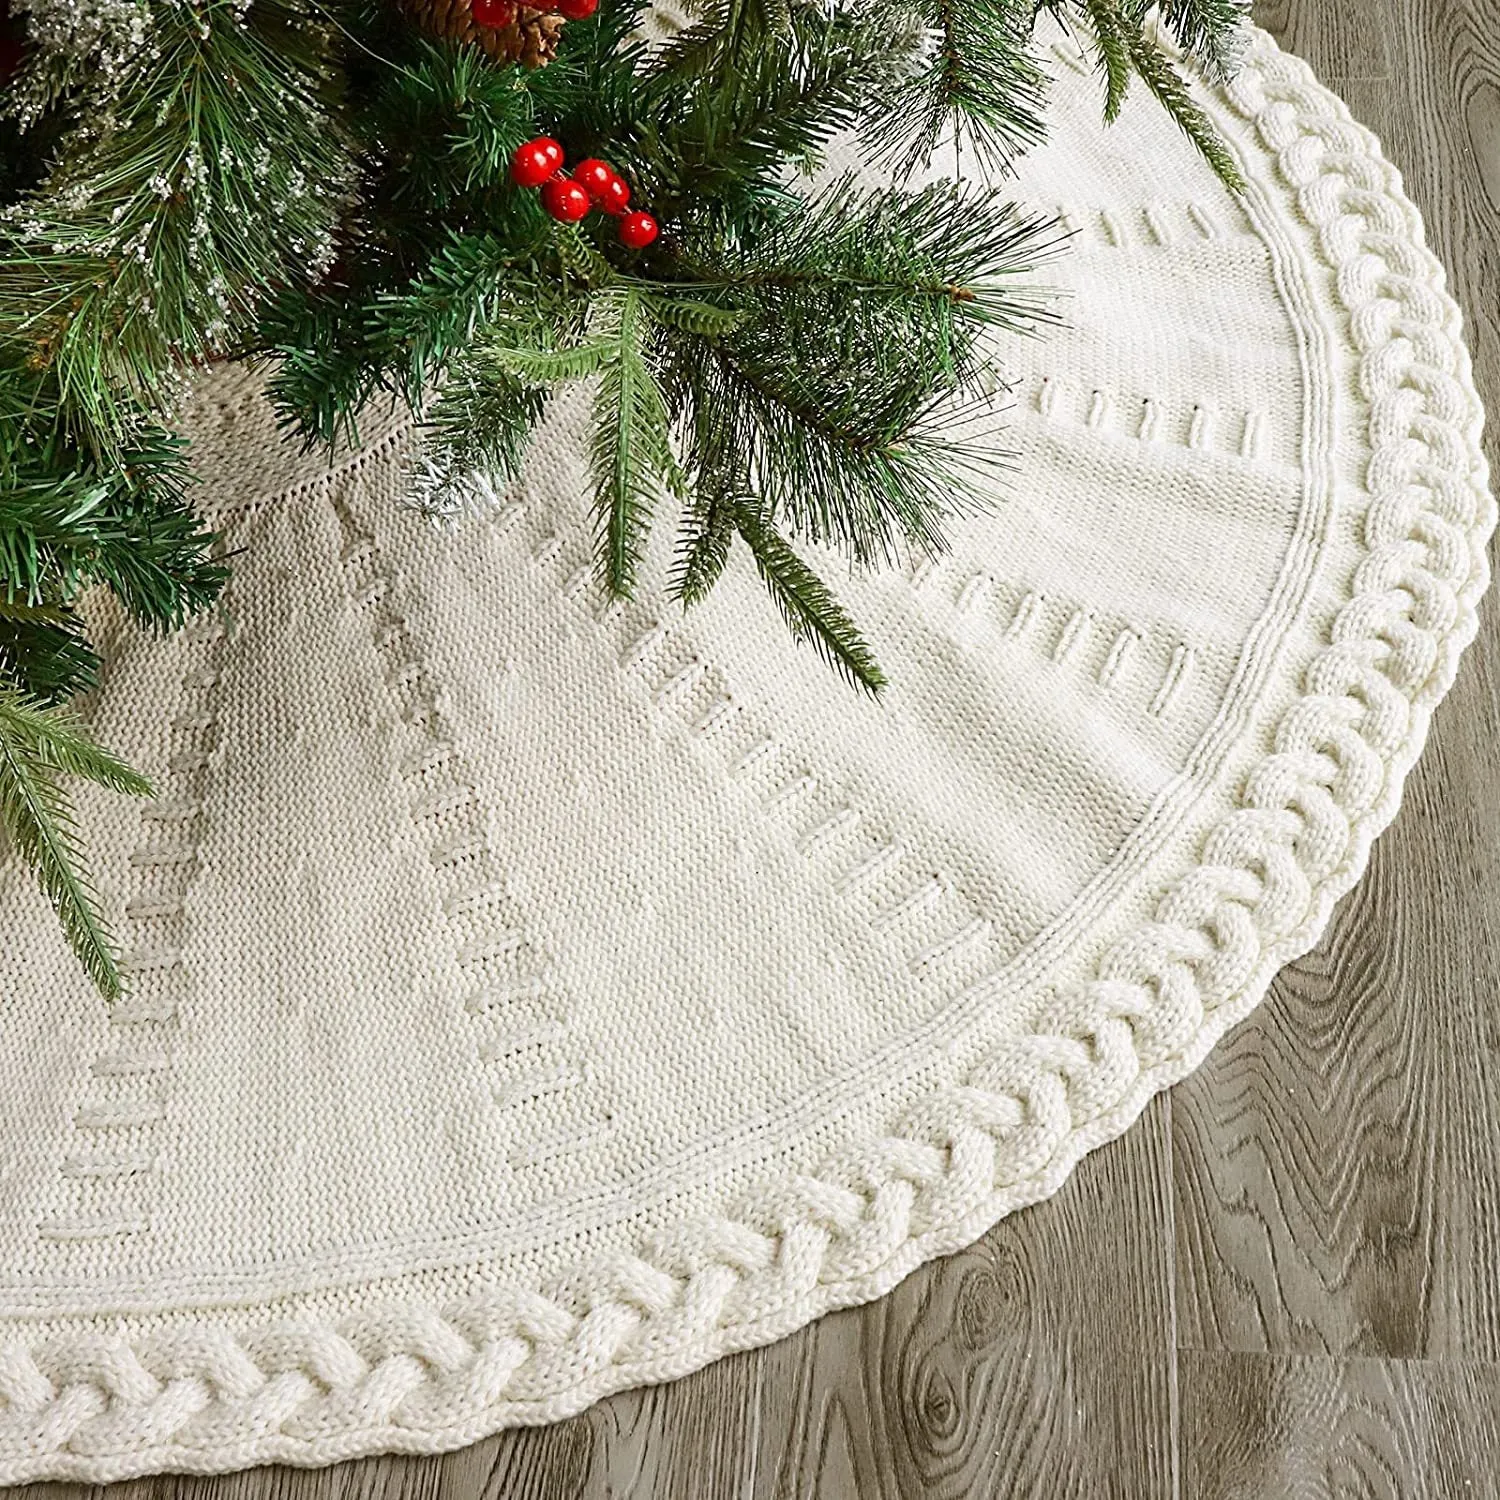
[
  {"x1": 401, "y1": 448, "x2": 511, "y2": 530},
  {"x1": 4, "y1": 0, "x2": 157, "y2": 127}
]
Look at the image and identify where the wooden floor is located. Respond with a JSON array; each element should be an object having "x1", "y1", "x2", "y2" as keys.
[{"x1": 13, "y1": 1, "x2": 1500, "y2": 1496}]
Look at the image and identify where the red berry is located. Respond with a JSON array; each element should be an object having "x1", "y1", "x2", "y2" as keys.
[
  {"x1": 541, "y1": 177, "x2": 592, "y2": 223},
  {"x1": 618, "y1": 211, "x2": 659, "y2": 250},
  {"x1": 572, "y1": 158, "x2": 616, "y2": 200},
  {"x1": 511, "y1": 137, "x2": 564, "y2": 189},
  {"x1": 595, "y1": 173, "x2": 631, "y2": 216},
  {"x1": 556, "y1": 0, "x2": 599, "y2": 17},
  {"x1": 472, "y1": 0, "x2": 517, "y2": 25}
]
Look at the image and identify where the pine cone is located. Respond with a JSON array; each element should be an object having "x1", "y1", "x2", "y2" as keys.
[{"x1": 400, "y1": 0, "x2": 564, "y2": 68}]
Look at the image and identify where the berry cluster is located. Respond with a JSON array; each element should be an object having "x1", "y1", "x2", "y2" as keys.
[
  {"x1": 472, "y1": 0, "x2": 598, "y2": 27},
  {"x1": 511, "y1": 138, "x2": 660, "y2": 249}
]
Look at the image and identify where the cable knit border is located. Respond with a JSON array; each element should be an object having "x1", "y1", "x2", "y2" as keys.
[{"x1": 1, "y1": 32, "x2": 1493, "y2": 1483}]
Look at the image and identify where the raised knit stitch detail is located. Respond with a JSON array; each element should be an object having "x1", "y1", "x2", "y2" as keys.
[
  {"x1": 36, "y1": 610, "x2": 229, "y2": 1247},
  {"x1": 332, "y1": 487, "x2": 614, "y2": 1179}
]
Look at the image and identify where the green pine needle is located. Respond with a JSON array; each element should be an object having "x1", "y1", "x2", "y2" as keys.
[
  {"x1": 1157, "y1": 0, "x2": 1251, "y2": 79},
  {"x1": 1124, "y1": 20, "x2": 1246, "y2": 191},
  {"x1": 554, "y1": 228, "x2": 618, "y2": 291},
  {"x1": 488, "y1": 339, "x2": 616, "y2": 383},
  {"x1": 0, "y1": 598, "x2": 72, "y2": 626},
  {"x1": 1060, "y1": 0, "x2": 1246, "y2": 186},
  {"x1": 1082, "y1": 0, "x2": 1135, "y2": 122},
  {"x1": 864, "y1": 0, "x2": 1050, "y2": 177},
  {"x1": 0, "y1": 686, "x2": 151, "y2": 1002},
  {"x1": 0, "y1": 404, "x2": 227, "y2": 633},
  {"x1": 729, "y1": 499, "x2": 886, "y2": 695},
  {"x1": 640, "y1": 2, "x2": 915, "y2": 212},
  {"x1": 672, "y1": 489, "x2": 735, "y2": 604},
  {"x1": 641, "y1": 295, "x2": 749, "y2": 339},
  {"x1": 423, "y1": 359, "x2": 546, "y2": 492},
  {"x1": 0, "y1": 1, "x2": 351, "y2": 460},
  {"x1": 590, "y1": 291, "x2": 683, "y2": 598},
  {"x1": 0, "y1": 610, "x2": 99, "y2": 704},
  {"x1": 664, "y1": 177, "x2": 1056, "y2": 567}
]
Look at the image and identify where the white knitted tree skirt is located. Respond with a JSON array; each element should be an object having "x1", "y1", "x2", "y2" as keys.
[{"x1": 0, "y1": 24, "x2": 1492, "y2": 1485}]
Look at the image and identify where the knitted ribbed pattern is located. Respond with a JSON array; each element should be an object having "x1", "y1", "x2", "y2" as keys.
[{"x1": 0, "y1": 24, "x2": 1491, "y2": 1485}]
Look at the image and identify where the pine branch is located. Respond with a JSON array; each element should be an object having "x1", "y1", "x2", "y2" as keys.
[
  {"x1": 259, "y1": 286, "x2": 388, "y2": 452},
  {"x1": 863, "y1": 0, "x2": 1050, "y2": 177},
  {"x1": 0, "y1": 0, "x2": 1257, "y2": 996},
  {"x1": 0, "y1": 685, "x2": 151, "y2": 1002},
  {"x1": 1123, "y1": 14, "x2": 1245, "y2": 189},
  {"x1": 729, "y1": 498, "x2": 886, "y2": 695},
  {"x1": 4, "y1": 0, "x2": 155, "y2": 126},
  {"x1": 1069, "y1": 0, "x2": 1245, "y2": 187},
  {"x1": 524, "y1": 0, "x2": 654, "y2": 140},
  {"x1": 637, "y1": 6, "x2": 914, "y2": 217},
  {"x1": 0, "y1": 596, "x2": 72, "y2": 625},
  {"x1": 639, "y1": 293, "x2": 747, "y2": 339},
  {"x1": 0, "y1": 1, "x2": 352, "y2": 459},
  {"x1": 590, "y1": 290, "x2": 681, "y2": 597},
  {"x1": 645, "y1": 0, "x2": 795, "y2": 83},
  {"x1": 368, "y1": 233, "x2": 555, "y2": 407},
  {"x1": 363, "y1": 39, "x2": 538, "y2": 201},
  {"x1": 1157, "y1": 0, "x2": 1250, "y2": 79},
  {"x1": 0, "y1": 413, "x2": 226, "y2": 632},
  {"x1": 672, "y1": 492, "x2": 735, "y2": 609},
  {"x1": 264, "y1": 231, "x2": 575, "y2": 445},
  {"x1": 6, "y1": 689, "x2": 150, "y2": 792},
  {"x1": 1081, "y1": 0, "x2": 1134, "y2": 122},
  {"x1": 670, "y1": 447, "x2": 735, "y2": 604},
  {"x1": 671, "y1": 176, "x2": 1058, "y2": 344},
  {"x1": 663, "y1": 178, "x2": 1055, "y2": 564},
  {"x1": 0, "y1": 611, "x2": 98, "y2": 704},
  {"x1": 488, "y1": 339, "x2": 615, "y2": 382},
  {"x1": 552, "y1": 225, "x2": 618, "y2": 290},
  {"x1": 421, "y1": 359, "x2": 546, "y2": 493}
]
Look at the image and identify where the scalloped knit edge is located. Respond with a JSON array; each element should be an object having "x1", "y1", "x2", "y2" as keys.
[{"x1": 1, "y1": 28, "x2": 1493, "y2": 1484}]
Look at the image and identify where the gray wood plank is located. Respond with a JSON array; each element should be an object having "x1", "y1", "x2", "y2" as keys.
[
  {"x1": 1179, "y1": 1350, "x2": 1500, "y2": 1499},
  {"x1": 1251, "y1": 0, "x2": 1394, "y2": 81}
]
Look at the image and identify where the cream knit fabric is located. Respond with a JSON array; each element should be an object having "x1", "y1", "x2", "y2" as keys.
[{"x1": 0, "y1": 23, "x2": 1492, "y2": 1485}]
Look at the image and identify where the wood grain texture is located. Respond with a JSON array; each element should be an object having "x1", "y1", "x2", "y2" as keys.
[
  {"x1": 9, "y1": 1, "x2": 1499, "y2": 1495},
  {"x1": 1180, "y1": 1351, "x2": 1500, "y2": 1500},
  {"x1": 1250, "y1": 0, "x2": 1394, "y2": 81}
]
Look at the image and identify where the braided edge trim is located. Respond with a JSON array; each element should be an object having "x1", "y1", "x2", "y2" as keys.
[{"x1": 1, "y1": 30, "x2": 1493, "y2": 1484}]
